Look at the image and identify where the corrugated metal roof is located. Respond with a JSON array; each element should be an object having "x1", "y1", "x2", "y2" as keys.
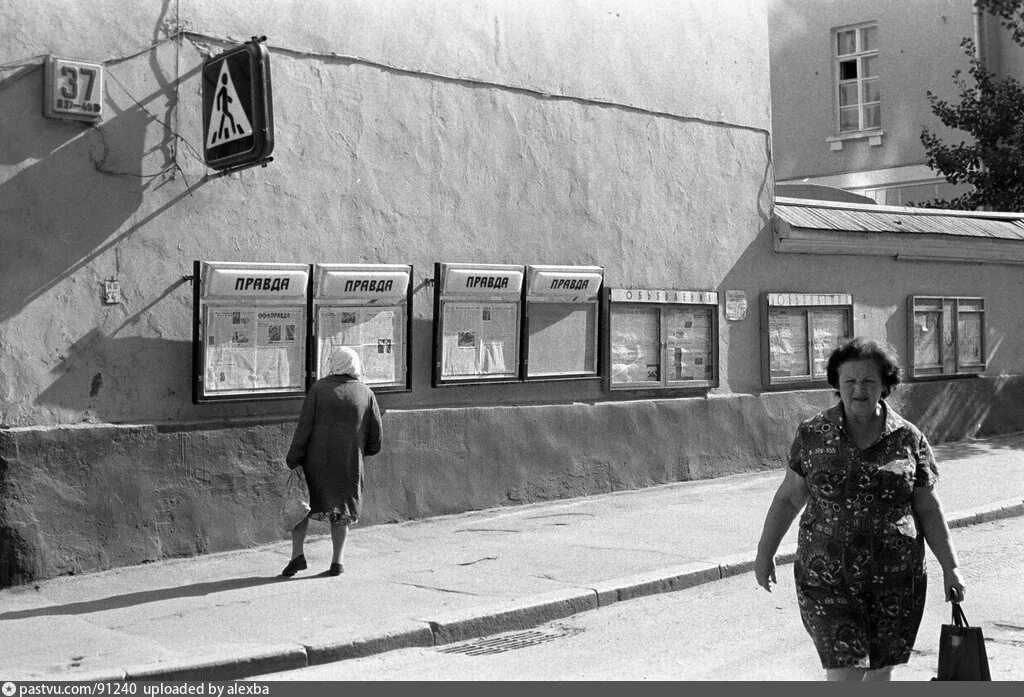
[{"x1": 774, "y1": 198, "x2": 1024, "y2": 242}]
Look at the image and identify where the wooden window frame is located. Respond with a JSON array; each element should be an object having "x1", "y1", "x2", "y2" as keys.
[
  {"x1": 761, "y1": 292, "x2": 854, "y2": 390},
  {"x1": 908, "y1": 296, "x2": 986, "y2": 379},
  {"x1": 605, "y1": 288, "x2": 719, "y2": 394}
]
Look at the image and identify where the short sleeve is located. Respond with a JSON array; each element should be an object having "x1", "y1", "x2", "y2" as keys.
[
  {"x1": 914, "y1": 432, "x2": 940, "y2": 487},
  {"x1": 787, "y1": 423, "x2": 807, "y2": 477}
]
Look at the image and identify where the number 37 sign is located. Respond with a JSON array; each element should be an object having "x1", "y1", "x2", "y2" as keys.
[{"x1": 43, "y1": 56, "x2": 104, "y2": 122}]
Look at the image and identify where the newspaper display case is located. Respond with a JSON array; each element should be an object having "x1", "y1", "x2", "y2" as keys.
[
  {"x1": 606, "y1": 288, "x2": 719, "y2": 391},
  {"x1": 523, "y1": 265, "x2": 604, "y2": 380},
  {"x1": 193, "y1": 260, "x2": 310, "y2": 403},
  {"x1": 761, "y1": 292, "x2": 853, "y2": 389},
  {"x1": 908, "y1": 296, "x2": 985, "y2": 379},
  {"x1": 433, "y1": 262, "x2": 524, "y2": 385},
  {"x1": 312, "y1": 263, "x2": 413, "y2": 391}
]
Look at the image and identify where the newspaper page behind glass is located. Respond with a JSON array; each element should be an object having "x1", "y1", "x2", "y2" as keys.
[
  {"x1": 610, "y1": 306, "x2": 660, "y2": 384},
  {"x1": 319, "y1": 307, "x2": 403, "y2": 384},
  {"x1": 442, "y1": 303, "x2": 517, "y2": 378},
  {"x1": 666, "y1": 307, "x2": 713, "y2": 381},
  {"x1": 205, "y1": 307, "x2": 302, "y2": 392},
  {"x1": 810, "y1": 309, "x2": 848, "y2": 377},
  {"x1": 769, "y1": 309, "x2": 810, "y2": 378}
]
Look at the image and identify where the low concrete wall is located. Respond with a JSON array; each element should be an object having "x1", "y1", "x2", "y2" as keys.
[{"x1": 3, "y1": 376, "x2": 1022, "y2": 587}]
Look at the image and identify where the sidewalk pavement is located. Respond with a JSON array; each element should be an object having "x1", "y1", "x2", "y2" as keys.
[{"x1": 2, "y1": 431, "x2": 1023, "y2": 682}]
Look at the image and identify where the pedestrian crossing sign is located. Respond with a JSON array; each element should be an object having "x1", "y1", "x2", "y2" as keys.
[
  {"x1": 205, "y1": 60, "x2": 253, "y2": 149},
  {"x1": 202, "y1": 38, "x2": 274, "y2": 171}
]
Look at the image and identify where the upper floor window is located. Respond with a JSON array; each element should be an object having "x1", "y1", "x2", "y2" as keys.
[{"x1": 835, "y1": 23, "x2": 879, "y2": 133}]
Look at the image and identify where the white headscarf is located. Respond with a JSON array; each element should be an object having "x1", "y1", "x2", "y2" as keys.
[{"x1": 327, "y1": 346, "x2": 363, "y2": 379}]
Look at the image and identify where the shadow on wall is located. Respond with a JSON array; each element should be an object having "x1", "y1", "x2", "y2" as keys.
[
  {"x1": 890, "y1": 376, "x2": 1023, "y2": 444},
  {"x1": 35, "y1": 327, "x2": 193, "y2": 423},
  {"x1": 0, "y1": 55, "x2": 202, "y2": 323},
  {"x1": 718, "y1": 218, "x2": 776, "y2": 394}
]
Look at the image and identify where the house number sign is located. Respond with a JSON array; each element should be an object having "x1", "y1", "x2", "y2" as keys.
[{"x1": 44, "y1": 56, "x2": 104, "y2": 122}]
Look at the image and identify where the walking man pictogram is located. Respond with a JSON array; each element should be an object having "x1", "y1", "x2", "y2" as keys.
[{"x1": 213, "y1": 74, "x2": 243, "y2": 144}]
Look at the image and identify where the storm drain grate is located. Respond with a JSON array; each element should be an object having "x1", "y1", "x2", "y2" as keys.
[{"x1": 438, "y1": 624, "x2": 584, "y2": 656}]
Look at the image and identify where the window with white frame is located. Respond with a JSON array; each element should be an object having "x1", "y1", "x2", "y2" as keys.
[{"x1": 835, "y1": 23, "x2": 879, "y2": 133}]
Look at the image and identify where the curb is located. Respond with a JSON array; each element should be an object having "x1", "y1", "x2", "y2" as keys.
[
  {"x1": 23, "y1": 498, "x2": 1024, "y2": 681},
  {"x1": 422, "y1": 587, "x2": 598, "y2": 646},
  {"x1": 123, "y1": 644, "x2": 308, "y2": 682},
  {"x1": 946, "y1": 499, "x2": 1024, "y2": 529}
]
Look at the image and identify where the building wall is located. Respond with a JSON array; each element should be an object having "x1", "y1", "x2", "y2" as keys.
[
  {"x1": 2, "y1": 0, "x2": 1024, "y2": 586},
  {"x1": 769, "y1": 0, "x2": 978, "y2": 193},
  {"x1": 1, "y1": 0, "x2": 771, "y2": 426}
]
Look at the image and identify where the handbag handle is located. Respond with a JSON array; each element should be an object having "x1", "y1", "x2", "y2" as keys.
[{"x1": 950, "y1": 587, "x2": 970, "y2": 628}]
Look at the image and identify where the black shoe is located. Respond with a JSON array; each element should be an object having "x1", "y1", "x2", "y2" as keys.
[
  {"x1": 281, "y1": 554, "x2": 307, "y2": 577},
  {"x1": 328, "y1": 562, "x2": 343, "y2": 576}
]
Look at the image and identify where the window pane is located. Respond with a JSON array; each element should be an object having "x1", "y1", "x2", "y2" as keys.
[
  {"x1": 861, "y1": 25, "x2": 877, "y2": 51},
  {"x1": 942, "y1": 303, "x2": 956, "y2": 373},
  {"x1": 840, "y1": 107, "x2": 859, "y2": 131},
  {"x1": 864, "y1": 104, "x2": 881, "y2": 129},
  {"x1": 839, "y1": 59, "x2": 858, "y2": 80},
  {"x1": 839, "y1": 83, "x2": 859, "y2": 107},
  {"x1": 665, "y1": 307, "x2": 714, "y2": 382},
  {"x1": 527, "y1": 302, "x2": 597, "y2": 376},
  {"x1": 862, "y1": 55, "x2": 877, "y2": 77},
  {"x1": 914, "y1": 311, "x2": 942, "y2": 367},
  {"x1": 769, "y1": 309, "x2": 810, "y2": 378},
  {"x1": 864, "y1": 78, "x2": 880, "y2": 103},
  {"x1": 441, "y1": 302, "x2": 518, "y2": 378},
  {"x1": 837, "y1": 30, "x2": 856, "y2": 55},
  {"x1": 957, "y1": 312, "x2": 984, "y2": 365},
  {"x1": 319, "y1": 306, "x2": 405, "y2": 386},
  {"x1": 809, "y1": 309, "x2": 849, "y2": 378},
  {"x1": 610, "y1": 306, "x2": 661, "y2": 384}
]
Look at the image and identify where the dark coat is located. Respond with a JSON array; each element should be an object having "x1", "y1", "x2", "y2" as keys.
[{"x1": 285, "y1": 375, "x2": 382, "y2": 520}]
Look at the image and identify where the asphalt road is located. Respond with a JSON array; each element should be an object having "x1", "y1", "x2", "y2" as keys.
[{"x1": 253, "y1": 516, "x2": 1024, "y2": 681}]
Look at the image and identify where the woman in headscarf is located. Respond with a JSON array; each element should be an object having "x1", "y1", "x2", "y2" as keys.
[{"x1": 282, "y1": 346, "x2": 382, "y2": 577}]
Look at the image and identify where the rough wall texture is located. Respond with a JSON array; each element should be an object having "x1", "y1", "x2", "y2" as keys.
[
  {"x1": 1, "y1": 0, "x2": 771, "y2": 426},
  {"x1": 4, "y1": 376, "x2": 1022, "y2": 586}
]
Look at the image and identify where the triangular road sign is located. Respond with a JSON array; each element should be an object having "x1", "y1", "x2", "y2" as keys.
[{"x1": 205, "y1": 60, "x2": 253, "y2": 149}]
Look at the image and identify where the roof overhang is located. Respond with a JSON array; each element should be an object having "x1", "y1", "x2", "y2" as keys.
[{"x1": 773, "y1": 197, "x2": 1024, "y2": 266}]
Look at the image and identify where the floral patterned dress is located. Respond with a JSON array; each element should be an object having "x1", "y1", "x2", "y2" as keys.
[{"x1": 788, "y1": 400, "x2": 939, "y2": 670}]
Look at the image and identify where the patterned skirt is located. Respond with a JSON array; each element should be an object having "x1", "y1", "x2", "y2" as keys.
[{"x1": 307, "y1": 508, "x2": 358, "y2": 525}]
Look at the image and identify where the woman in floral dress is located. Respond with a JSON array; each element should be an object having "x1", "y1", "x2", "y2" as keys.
[{"x1": 754, "y1": 337, "x2": 966, "y2": 680}]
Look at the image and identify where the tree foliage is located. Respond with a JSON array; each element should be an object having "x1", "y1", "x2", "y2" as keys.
[{"x1": 918, "y1": 1, "x2": 1024, "y2": 211}]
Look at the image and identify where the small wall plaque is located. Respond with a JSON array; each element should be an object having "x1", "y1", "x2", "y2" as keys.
[{"x1": 44, "y1": 56, "x2": 104, "y2": 122}]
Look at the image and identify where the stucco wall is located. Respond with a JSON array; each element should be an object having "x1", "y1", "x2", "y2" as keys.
[
  {"x1": 6, "y1": 377, "x2": 1022, "y2": 587},
  {"x1": 769, "y1": 0, "x2": 979, "y2": 180},
  {"x1": 1, "y1": 0, "x2": 771, "y2": 427}
]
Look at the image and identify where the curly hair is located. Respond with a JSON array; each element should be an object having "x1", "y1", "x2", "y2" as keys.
[{"x1": 826, "y1": 337, "x2": 902, "y2": 398}]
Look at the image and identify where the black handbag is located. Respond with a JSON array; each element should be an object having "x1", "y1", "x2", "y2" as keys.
[{"x1": 935, "y1": 595, "x2": 991, "y2": 681}]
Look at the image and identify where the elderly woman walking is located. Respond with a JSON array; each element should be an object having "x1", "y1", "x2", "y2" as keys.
[
  {"x1": 754, "y1": 337, "x2": 965, "y2": 680},
  {"x1": 281, "y1": 346, "x2": 382, "y2": 577}
]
